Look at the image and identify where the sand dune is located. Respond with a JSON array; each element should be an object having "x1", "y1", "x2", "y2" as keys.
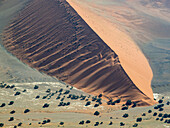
[{"x1": 2, "y1": 0, "x2": 155, "y2": 106}]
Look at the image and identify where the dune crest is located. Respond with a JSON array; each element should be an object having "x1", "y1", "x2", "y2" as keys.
[{"x1": 2, "y1": 0, "x2": 155, "y2": 106}]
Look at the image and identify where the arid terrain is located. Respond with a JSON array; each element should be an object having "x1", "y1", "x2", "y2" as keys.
[{"x1": 0, "y1": 0, "x2": 169, "y2": 127}]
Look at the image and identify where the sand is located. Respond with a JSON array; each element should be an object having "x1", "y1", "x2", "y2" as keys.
[
  {"x1": 2, "y1": 0, "x2": 155, "y2": 106},
  {"x1": 66, "y1": 0, "x2": 154, "y2": 100}
]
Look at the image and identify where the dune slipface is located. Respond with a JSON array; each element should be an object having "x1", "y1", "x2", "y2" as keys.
[{"x1": 2, "y1": 0, "x2": 155, "y2": 106}]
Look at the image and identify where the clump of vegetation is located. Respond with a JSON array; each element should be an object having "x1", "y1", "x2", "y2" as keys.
[
  {"x1": 10, "y1": 110, "x2": 15, "y2": 114},
  {"x1": 63, "y1": 90, "x2": 70, "y2": 94},
  {"x1": 79, "y1": 120, "x2": 84, "y2": 125},
  {"x1": 115, "y1": 99, "x2": 121, "y2": 103},
  {"x1": 24, "y1": 109, "x2": 30, "y2": 113},
  {"x1": 166, "y1": 101, "x2": 170, "y2": 105},
  {"x1": 158, "y1": 113, "x2": 163, "y2": 117},
  {"x1": 158, "y1": 99, "x2": 163, "y2": 104},
  {"x1": 46, "y1": 89, "x2": 51, "y2": 93},
  {"x1": 60, "y1": 122, "x2": 64, "y2": 125},
  {"x1": 18, "y1": 122, "x2": 22, "y2": 126},
  {"x1": 125, "y1": 100, "x2": 132, "y2": 106},
  {"x1": 43, "y1": 103, "x2": 49, "y2": 108},
  {"x1": 142, "y1": 113, "x2": 146, "y2": 116},
  {"x1": 35, "y1": 95, "x2": 40, "y2": 99},
  {"x1": 136, "y1": 117, "x2": 142, "y2": 122},
  {"x1": 98, "y1": 94, "x2": 102, "y2": 98},
  {"x1": 94, "y1": 111, "x2": 100, "y2": 116},
  {"x1": 94, "y1": 122, "x2": 99, "y2": 126},
  {"x1": 132, "y1": 102, "x2": 137, "y2": 108},
  {"x1": 133, "y1": 123, "x2": 138, "y2": 127},
  {"x1": 121, "y1": 106, "x2": 128, "y2": 110},
  {"x1": 0, "y1": 123, "x2": 4, "y2": 127},
  {"x1": 34, "y1": 85, "x2": 39, "y2": 89},
  {"x1": 8, "y1": 101, "x2": 14, "y2": 105},
  {"x1": 109, "y1": 121, "x2": 113, "y2": 125},
  {"x1": 148, "y1": 110, "x2": 152, "y2": 113},
  {"x1": 22, "y1": 89, "x2": 26, "y2": 92},
  {"x1": 94, "y1": 104, "x2": 99, "y2": 107},
  {"x1": 86, "y1": 120, "x2": 91, "y2": 124},
  {"x1": 123, "y1": 113, "x2": 129, "y2": 118},
  {"x1": 159, "y1": 108, "x2": 164, "y2": 111},
  {"x1": 120, "y1": 122, "x2": 125, "y2": 126},
  {"x1": 153, "y1": 112, "x2": 157, "y2": 116},
  {"x1": 85, "y1": 101, "x2": 91, "y2": 106},
  {"x1": 14, "y1": 91, "x2": 21, "y2": 96},
  {"x1": 0, "y1": 103, "x2": 5, "y2": 107},
  {"x1": 8, "y1": 117, "x2": 14, "y2": 121}
]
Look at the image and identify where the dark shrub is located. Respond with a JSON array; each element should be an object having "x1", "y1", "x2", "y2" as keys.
[
  {"x1": 66, "y1": 102, "x2": 70, "y2": 106},
  {"x1": 63, "y1": 90, "x2": 70, "y2": 94},
  {"x1": 0, "y1": 103, "x2": 5, "y2": 107},
  {"x1": 23, "y1": 89, "x2": 26, "y2": 92},
  {"x1": 160, "y1": 118, "x2": 164, "y2": 121},
  {"x1": 163, "y1": 114, "x2": 168, "y2": 118},
  {"x1": 126, "y1": 100, "x2": 132, "y2": 106},
  {"x1": 132, "y1": 102, "x2": 137, "y2": 108},
  {"x1": 92, "y1": 97, "x2": 97, "y2": 101},
  {"x1": 18, "y1": 122, "x2": 22, "y2": 126},
  {"x1": 98, "y1": 94, "x2": 102, "y2": 98},
  {"x1": 156, "y1": 118, "x2": 159, "y2": 120},
  {"x1": 14, "y1": 91, "x2": 21, "y2": 96},
  {"x1": 10, "y1": 110, "x2": 15, "y2": 114},
  {"x1": 167, "y1": 120, "x2": 170, "y2": 124},
  {"x1": 10, "y1": 85, "x2": 15, "y2": 89},
  {"x1": 34, "y1": 85, "x2": 39, "y2": 89},
  {"x1": 159, "y1": 108, "x2": 164, "y2": 111},
  {"x1": 94, "y1": 122, "x2": 99, "y2": 126},
  {"x1": 153, "y1": 112, "x2": 157, "y2": 116},
  {"x1": 121, "y1": 107, "x2": 128, "y2": 110},
  {"x1": 158, "y1": 99, "x2": 163, "y2": 104},
  {"x1": 8, "y1": 117, "x2": 14, "y2": 121},
  {"x1": 47, "y1": 119, "x2": 51, "y2": 123},
  {"x1": 94, "y1": 104, "x2": 99, "y2": 107},
  {"x1": 29, "y1": 123, "x2": 32, "y2": 125},
  {"x1": 158, "y1": 113, "x2": 163, "y2": 117},
  {"x1": 109, "y1": 121, "x2": 113, "y2": 125},
  {"x1": 94, "y1": 111, "x2": 100, "y2": 116},
  {"x1": 120, "y1": 122, "x2": 125, "y2": 126},
  {"x1": 133, "y1": 123, "x2": 138, "y2": 127},
  {"x1": 85, "y1": 101, "x2": 91, "y2": 106},
  {"x1": 115, "y1": 99, "x2": 121, "y2": 103},
  {"x1": 142, "y1": 113, "x2": 146, "y2": 116},
  {"x1": 79, "y1": 121, "x2": 84, "y2": 125},
  {"x1": 148, "y1": 110, "x2": 152, "y2": 113},
  {"x1": 46, "y1": 89, "x2": 51, "y2": 93},
  {"x1": 154, "y1": 106, "x2": 158, "y2": 109},
  {"x1": 56, "y1": 96, "x2": 60, "y2": 100},
  {"x1": 59, "y1": 89, "x2": 63, "y2": 92},
  {"x1": 43, "y1": 103, "x2": 49, "y2": 108},
  {"x1": 24, "y1": 109, "x2": 30, "y2": 113},
  {"x1": 166, "y1": 101, "x2": 170, "y2": 105},
  {"x1": 136, "y1": 117, "x2": 142, "y2": 122},
  {"x1": 35, "y1": 95, "x2": 40, "y2": 99},
  {"x1": 42, "y1": 120, "x2": 47, "y2": 124},
  {"x1": 123, "y1": 113, "x2": 129, "y2": 118},
  {"x1": 111, "y1": 102, "x2": 115, "y2": 105},
  {"x1": 14, "y1": 126, "x2": 17, "y2": 128},
  {"x1": 60, "y1": 98, "x2": 64, "y2": 102},
  {"x1": 0, "y1": 123, "x2": 4, "y2": 127},
  {"x1": 86, "y1": 120, "x2": 91, "y2": 124},
  {"x1": 60, "y1": 122, "x2": 64, "y2": 125}
]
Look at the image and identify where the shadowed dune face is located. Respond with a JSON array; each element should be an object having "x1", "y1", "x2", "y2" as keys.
[{"x1": 2, "y1": 0, "x2": 155, "y2": 105}]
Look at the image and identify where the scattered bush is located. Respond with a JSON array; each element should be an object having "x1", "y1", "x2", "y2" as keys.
[
  {"x1": 18, "y1": 122, "x2": 22, "y2": 126},
  {"x1": 59, "y1": 89, "x2": 63, "y2": 92},
  {"x1": 133, "y1": 123, "x2": 138, "y2": 127},
  {"x1": 115, "y1": 99, "x2": 121, "y2": 103},
  {"x1": 163, "y1": 114, "x2": 168, "y2": 118},
  {"x1": 46, "y1": 89, "x2": 51, "y2": 93},
  {"x1": 47, "y1": 119, "x2": 51, "y2": 123},
  {"x1": 23, "y1": 89, "x2": 26, "y2": 92},
  {"x1": 158, "y1": 113, "x2": 163, "y2": 117},
  {"x1": 34, "y1": 85, "x2": 39, "y2": 89},
  {"x1": 148, "y1": 110, "x2": 152, "y2": 113},
  {"x1": 136, "y1": 117, "x2": 142, "y2": 122},
  {"x1": 94, "y1": 104, "x2": 99, "y2": 107},
  {"x1": 94, "y1": 111, "x2": 100, "y2": 116},
  {"x1": 24, "y1": 109, "x2": 30, "y2": 113},
  {"x1": 123, "y1": 113, "x2": 129, "y2": 118},
  {"x1": 10, "y1": 110, "x2": 15, "y2": 114},
  {"x1": 158, "y1": 99, "x2": 163, "y2": 104},
  {"x1": 142, "y1": 113, "x2": 146, "y2": 116},
  {"x1": 43, "y1": 103, "x2": 49, "y2": 108},
  {"x1": 14, "y1": 91, "x2": 21, "y2": 96},
  {"x1": 132, "y1": 102, "x2": 137, "y2": 108},
  {"x1": 85, "y1": 101, "x2": 91, "y2": 106},
  {"x1": 86, "y1": 120, "x2": 91, "y2": 124},
  {"x1": 79, "y1": 120, "x2": 84, "y2": 125},
  {"x1": 166, "y1": 101, "x2": 170, "y2": 105},
  {"x1": 160, "y1": 118, "x2": 164, "y2": 121},
  {"x1": 94, "y1": 122, "x2": 99, "y2": 126},
  {"x1": 60, "y1": 122, "x2": 64, "y2": 125},
  {"x1": 121, "y1": 107, "x2": 128, "y2": 110},
  {"x1": 109, "y1": 121, "x2": 113, "y2": 125},
  {"x1": 8, "y1": 101, "x2": 14, "y2": 105},
  {"x1": 126, "y1": 100, "x2": 132, "y2": 106},
  {"x1": 120, "y1": 122, "x2": 125, "y2": 126},
  {"x1": 0, "y1": 123, "x2": 4, "y2": 127},
  {"x1": 153, "y1": 112, "x2": 157, "y2": 116},
  {"x1": 98, "y1": 94, "x2": 102, "y2": 98},
  {"x1": 8, "y1": 117, "x2": 14, "y2": 121},
  {"x1": 0, "y1": 103, "x2": 5, "y2": 107},
  {"x1": 63, "y1": 90, "x2": 70, "y2": 94},
  {"x1": 66, "y1": 102, "x2": 70, "y2": 106},
  {"x1": 35, "y1": 95, "x2": 40, "y2": 99},
  {"x1": 156, "y1": 118, "x2": 159, "y2": 120},
  {"x1": 159, "y1": 108, "x2": 164, "y2": 111}
]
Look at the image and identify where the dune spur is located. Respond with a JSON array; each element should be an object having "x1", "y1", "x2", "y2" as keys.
[{"x1": 2, "y1": 0, "x2": 155, "y2": 106}]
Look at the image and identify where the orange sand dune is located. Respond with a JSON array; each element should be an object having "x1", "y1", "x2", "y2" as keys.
[{"x1": 2, "y1": 0, "x2": 155, "y2": 106}]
